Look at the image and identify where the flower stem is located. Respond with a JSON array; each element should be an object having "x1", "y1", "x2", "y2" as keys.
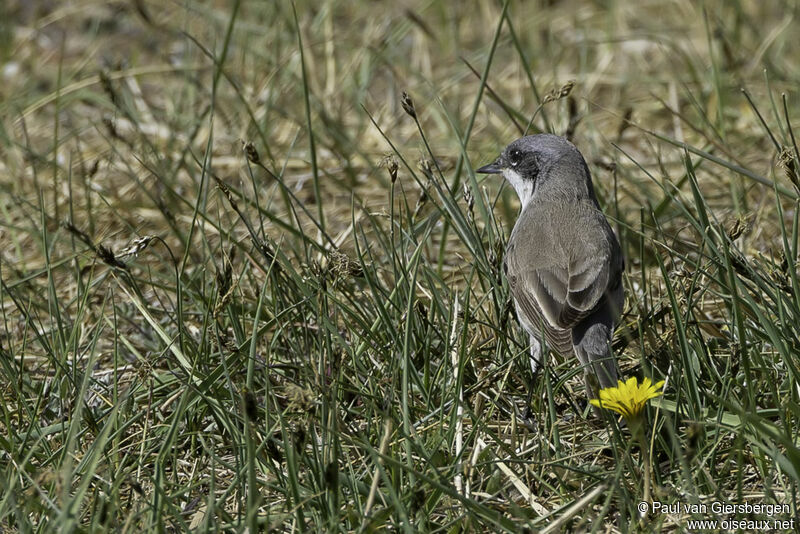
[
  {"x1": 640, "y1": 432, "x2": 651, "y2": 507},
  {"x1": 631, "y1": 415, "x2": 652, "y2": 515}
]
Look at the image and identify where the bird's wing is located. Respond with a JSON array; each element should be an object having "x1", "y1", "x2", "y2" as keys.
[
  {"x1": 505, "y1": 209, "x2": 619, "y2": 353},
  {"x1": 506, "y1": 262, "x2": 575, "y2": 357},
  {"x1": 555, "y1": 250, "x2": 612, "y2": 329}
]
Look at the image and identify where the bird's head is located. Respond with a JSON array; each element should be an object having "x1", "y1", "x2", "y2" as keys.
[{"x1": 477, "y1": 134, "x2": 594, "y2": 207}]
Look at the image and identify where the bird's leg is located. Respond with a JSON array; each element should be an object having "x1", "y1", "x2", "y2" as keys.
[{"x1": 523, "y1": 335, "x2": 542, "y2": 422}]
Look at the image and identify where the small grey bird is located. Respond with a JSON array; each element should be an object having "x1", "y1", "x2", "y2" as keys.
[{"x1": 477, "y1": 134, "x2": 624, "y2": 399}]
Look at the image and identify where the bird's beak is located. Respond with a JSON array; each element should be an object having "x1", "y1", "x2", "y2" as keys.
[{"x1": 476, "y1": 158, "x2": 502, "y2": 174}]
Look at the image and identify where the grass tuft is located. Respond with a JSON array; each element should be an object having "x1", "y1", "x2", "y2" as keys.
[{"x1": 1, "y1": 1, "x2": 800, "y2": 531}]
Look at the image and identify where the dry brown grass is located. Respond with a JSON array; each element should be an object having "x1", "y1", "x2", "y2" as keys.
[{"x1": 2, "y1": 1, "x2": 800, "y2": 532}]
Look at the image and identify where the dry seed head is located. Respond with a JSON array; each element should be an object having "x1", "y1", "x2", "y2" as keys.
[
  {"x1": 215, "y1": 177, "x2": 238, "y2": 211},
  {"x1": 328, "y1": 249, "x2": 363, "y2": 280},
  {"x1": 462, "y1": 183, "x2": 473, "y2": 205},
  {"x1": 98, "y1": 69, "x2": 119, "y2": 108},
  {"x1": 726, "y1": 215, "x2": 751, "y2": 241},
  {"x1": 778, "y1": 146, "x2": 799, "y2": 190},
  {"x1": 242, "y1": 140, "x2": 260, "y2": 164},
  {"x1": 285, "y1": 383, "x2": 317, "y2": 412},
  {"x1": 61, "y1": 221, "x2": 126, "y2": 269},
  {"x1": 380, "y1": 154, "x2": 399, "y2": 183},
  {"x1": 418, "y1": 158, "x2": 434, "y2": 180},
  {"x1": 463, "y1": 183, "x2": 474, "y2": 221},
  {"x1": 413, "y1": 183, "x2": 429, "y2": 218},
  {"x1": 213, "y1": 271, "x2": 236, "y2": 318},
  {"x1": 97, "y1": 244, "x2": 128, "y2": 270},
  {"x1": 401, "y1": 91, "x2": 417, "y2": 119},
  {"x1": 543, "y1": 80, "x2": 576, "y2": 104},
  {"x1": 136, "y1": 355, "x2": 154, "y2": 382},
  {"x1": 778, "y1": 146, "x2": 796, "y2": 168},
  {"x1": 120, "y1": 235, "x2": 155, "y2": 257},
  {"x1": 558, "y1": 80, "x2": 575, "y2": 98},
  {"x1": 413, "y1": 159, "x2": 434, "y2": 218},
  {"x1": 593, "y1": 158, "x2": 617, "y2": 173},
  {"x1": 500, "y1": 294, "x2": 514, "y2": 330}
]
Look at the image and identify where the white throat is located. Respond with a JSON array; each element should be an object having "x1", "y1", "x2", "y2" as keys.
[{"x1": 502, "y1": 168, "x2": 534, "y2": 209}]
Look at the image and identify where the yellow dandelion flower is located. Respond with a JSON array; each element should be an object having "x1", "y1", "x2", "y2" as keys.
[{"x1": 590, "y1": 376, "x2": 665, "y2": 420}]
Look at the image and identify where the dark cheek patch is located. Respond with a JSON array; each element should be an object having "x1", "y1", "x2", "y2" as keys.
[
  {"x1": 522, "y1": 153, "x2": 541, "y2": 195},
  {"x1": 519, "y1": 154, "x2": 539, "y2": 181},
  {"x1": 524, "y1": 160, "x2": 539, "y2": 195},
  {"x1": 528, "y1": 153, "x2": 540, "y2": 175}
]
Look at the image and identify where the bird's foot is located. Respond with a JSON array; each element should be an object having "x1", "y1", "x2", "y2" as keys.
[{"x1": 520, "y1": 406, "x2": 539, "y2": 433}]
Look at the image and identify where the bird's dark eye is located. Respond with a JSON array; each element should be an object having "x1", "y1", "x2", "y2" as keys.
[{"x1": 508, "y1": 149, "x2": 522, "y2": 167}]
